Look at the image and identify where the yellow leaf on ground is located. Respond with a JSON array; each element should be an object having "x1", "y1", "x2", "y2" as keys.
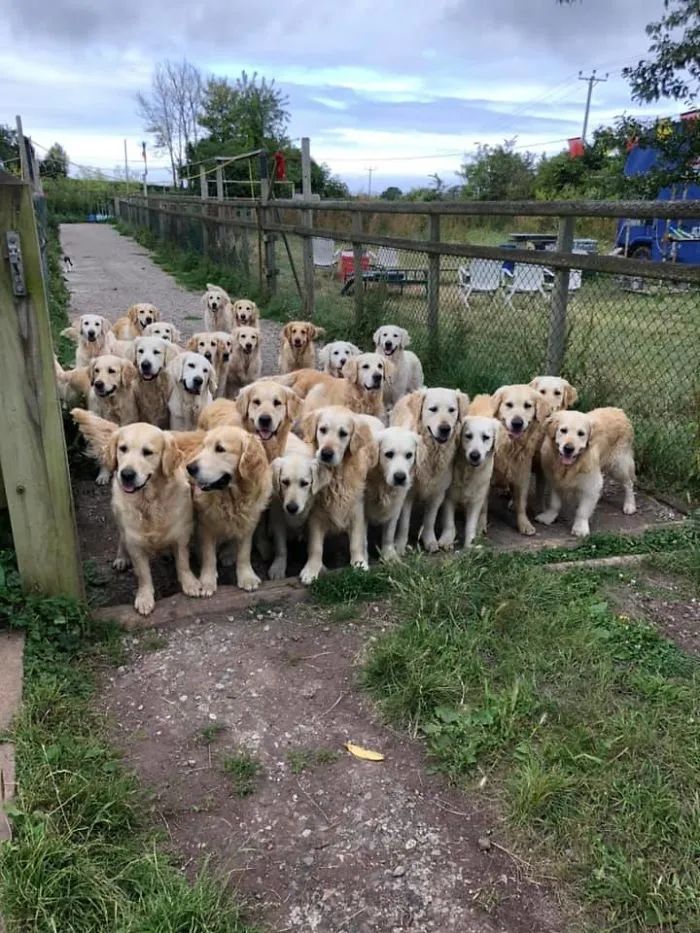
[{"x1": 345, "y1": 741, "x2": 385, "y2": 761}]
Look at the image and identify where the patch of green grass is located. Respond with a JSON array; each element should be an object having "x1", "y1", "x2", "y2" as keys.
[
  {"x1": 531, "y1": 521, "x2": 697, "y2": 565},
  {"x1": 0, "y1": 549, "x2": 255, "y2": 932},
  {"x1": 221, "y1": 750, "x2": 263, "y2": 797},
  {"x1": 199, "y1": 723, "x2": 226, "y2": 744},
  {"x1": 139, "y1": 630, "x2": 168, "y2": 652},
  {"x1": 47, "y1": 219, "x2": 75, "y2": 366},
  {"x1": 362, "y1": 547, "x2": 700, "y2": 930},
  {"x1": 310, "y1": 565, "x2": 391, "y2": 606},
  {"x1": 287, "y1": 747, "x2": 339, "y2": 774}
]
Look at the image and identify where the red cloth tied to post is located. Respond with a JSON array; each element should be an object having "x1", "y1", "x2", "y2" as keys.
[{"x1": 273, "y1": 151, "x2": 286, "y2": 180}]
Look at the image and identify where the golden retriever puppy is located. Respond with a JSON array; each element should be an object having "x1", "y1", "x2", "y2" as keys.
[
  {"x1": 318, "y1": 340, "x2": 361, "y2": 377},
  {"x1": 529, "y1": 375, "x2": 578, "y2": 412},
  {"x1": 373, "y1": 324, "x2": 424, "y2": 407},
  {"x1": 303, "y1": 353, "x2": 393, "y2": 419},
  {"x1": 233, "y1": 298, "x2": 259, "y2": 327},
  {"x1": 167, "y1": 351, "x2": 217, "y2": 431},
  {"x1": 268, "y1": 434, "x2": 332, "y2": 580},
  {"x1": 143, "y1": 321, "x2": 182, "y2": 346},
  {"x1": 234, "y1": 380, "x2": 302, "y2": 461},
  {"x1": 439, "y1": 416, "x2": 501, "y2": 549},
  {"x1": 112, "y1": 303, "x2": 159, "y2": 340},
  {"x1": 536, "y1": 408, "x2": 636, "y2": 537},
  {"x1": 365, "y1": 426, "x2": 419, "y2": 561},
  {"x1": 227, "y1": 326, "x2": 262, "y2": 393},
  {"x1": 61, "y1": 314, "x2": 115, "y2": 367},
  {"x1": 130, "y1": 336, "x2": 178, "y2": 428},
  {"x1": 278, "y1": 321, "x2": 325, "y2": 373},
  {"x1": 186, "y1": 427, "x2": 272, "y2": 592},
  {"x1": 202, "y1": 284, "x2": 233, "y2": 332},
  {"x1": 489, "y1": 384, "x2": 552, "y2": 536},
  {"x1": 391, "y1": 387, "x2": 470, "y2": 553},
  {"x1": 296, "y1": 406, "x2": 378, "y2": 584},
  {"x1": 106, "y1": 423, "x2": 202, "y2": 615}
]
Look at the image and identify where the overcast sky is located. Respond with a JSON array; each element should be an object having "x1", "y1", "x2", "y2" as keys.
[{"x1": 2, "y1": 0, "x2": 686, "y2": 192}]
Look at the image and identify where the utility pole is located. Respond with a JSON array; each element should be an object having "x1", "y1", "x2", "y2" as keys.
[
  {"x1": 578, "y1": 69, "x2": 609, "y2": 142},
  {"x1": 123, "y1": 139, "x2": 130, "y2": 193},
  {"x1": 141, "y1": 141, "x2": 148, "y2": 197},
  {"x1": 365, "y1": 166, "x2": 377, "y2": 197}
]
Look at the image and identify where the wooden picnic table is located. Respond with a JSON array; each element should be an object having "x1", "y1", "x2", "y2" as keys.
[{"x1": 508, "y1": 232, "x2": 558, "y2": 250}]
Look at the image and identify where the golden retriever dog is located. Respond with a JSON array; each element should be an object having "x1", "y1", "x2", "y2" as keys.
[
  {"x1": 278, "y1": 321, "x2": 325, "y2": 373},
  {"x1": 197, "y1": 398, "x2": 243, "y2": 432},
  {"x1": 373, "y1": 325, "x2": 424, "y2": 407},
  {"x1": 296, "y1": 406, "x2": 378, "y2": 584},
  {"x1": 227, "y1": 326, "x2": 262, "y2": 393},
  {"x1": 235, "y1": 380, "x2": 302, "y2": 461},
  {"x1": 267, "y1": 433, "x2": 332, "y2": 580},
  {"x1": 112, "y1": 303, "x2": 160, "y2": 340},
  {"x1": 364, "y1": 426, "x2": 419, "y2": 561},
  {"x1": 318, "y1": 340, "x2": 361, "y2": 377},
  {"x1": 130, "y1": 336, "x2": 178, "y2": 428},
  {"x1": 143, "y1": 321, "x2": 182, "y2": 345},
  {"x1": 187, "y1": 332, "x2": 231, "y2": 399},
  {"x1": 391, "y1": 388, "x2": 470, "y2": 553},
  {"x1": 536, "y1": 408, "x2": 636, "y2": 537},
  {"x1": 487, "y1": 384, "x2": 552, "y2": 536},
  {"x1": 61, "y1": 314, "x2": 115, "y2": 367},
  {"x1": 529, "y1": 375, "x2": 578, "y2": 412},
  {"x1": 202, "y1": 284, "x2": 234, "y2": 332},
  {"x1": 302, "y1": 353, "x2": 393, "y2": 419},
  {"x1": 167, "y1": 351, "x2": 217, "y2": 431},
  {"x1": 186, "y1": 426, "x2": 272, "y2": 592},
  {"x1": 233, "y1": 298, "x2": 259, "y2": 327},
  {"x1": 439, "y1": 416, "x2": 501, "y2": 549},
  {"x1": 106, "y1": 423, "x2": 202, "y2": 615}
]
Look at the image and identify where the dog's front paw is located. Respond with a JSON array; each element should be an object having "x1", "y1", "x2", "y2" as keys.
[
  {"x1": 113, "y1": 557, "x2": 130, "y2": 572},
  {"x1": 352, "y1": 558, "x2": 369, "y2": 572},
  {"x1": 268, "y1": 558, "x2": 287, "y2": 581},
  {"x1": 572, "y1": 520, "x2": 590, "y2": 538},
  {"x1": 623, "y1": 502, "x2": 637, "y2": 516},
  {"x1": 237, "y1": 569, "x2": 261, "y2": 592},
  {"x1": 421, "y1": 536, "x2": 440, "y2": 554},
  {"x1": 535, "y1": 510, "x2": 558, "y2": 526},
  {"x1": 380, "y1": 546, "x2": 399, "y2": 563},
  {"x1": 300, "y1": 562, "x2": 323, "y2": 586},
  {"x1": 438, "y1": 533, "x2": 455, "y2": 551},
  {"x1": 181, "y1": 575, "x2": 203, "y2": 598},
  {"x1": 518, "y1": 519, "x2": 536, "y2": 536},
  {"x1": 134, "y1": 588, "x2": 155, "y2": 616},
  {"x1": 199, "y1": 574, "x2": 217, "y2": 597},
  {"x1": 95, "y1": 470, "x2": 111, "y2": 487}
]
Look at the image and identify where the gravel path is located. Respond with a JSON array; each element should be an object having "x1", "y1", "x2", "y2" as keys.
[{"x1": 60, "y1": 223, "x2": 281, "y2": 374}]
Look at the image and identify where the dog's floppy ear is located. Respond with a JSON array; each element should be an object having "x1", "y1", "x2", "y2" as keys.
[
  {"x1": 150, "y1": 305, "x2": 160, "y2": 322},
  {"x1": 171, "y1": 325, "x2": 182, "y2": 344},
  {"x1": 297, "y1": 410, "x2": 320, "y2": 447},
  {"x1": 126, "y1": 339, "x2": 139, "y2": 365},
  {"x1": 164, "y1": 343, "x2": 180, "y2": 365},
  {"x1": 528, "y1": 376, "x2": 542, "y2": 391},
  {"x1": 167, "y1": 353, "x2": 185, "y2": 381},
  {"x1": 309, "y1": 325, "x2": 325, "y2": 342},
  {"x1": 317, "y1": 345, "x2": 330, "y2": 367},
  {"x1": 271, "y1": 456, "x2": 283, "y2": 493},
  {"x1": 106, "y1": 431, "x2": 119, "y2": 473},
  {"x1": 544, "y1": 412, "x2": 560, "y2": 440},
  {"x1": 343, "y1": 357, "x2": 359, "y2": 384},
  {"x1": 535, "y1": 392, "x2": 552, "y2": 424},
  {"x1": 284, "y1": 387, "x2": 303, "y2": 422},
  {"x1": 563, "y1": 381, "x2": 579, "y2": 408},
  {"x1": 161, "y1": 432, "x2": 182, "y2": 478},
  {"x1": 310, "y1": 459, "x2": 330, "y2": 493},
  {"x1": 186, "y1": 335, "x2": 200, "y2": 352},
  {"x1": 394, "y1": 389, "x2": 424, "y2": 427},
  {"x1": 372, "y1": 327, "x2": 382, "y2": 347},
  {"x1": 282, "y1": 322, "x2": 294, "y2": 342},
  {"x1": 235, "y1": 385, "x2": 253, "y2": 421},
  {"x1": 239, "y1": 432, "x2": 268, "y2": 479},
  {"x1": 457, "y1": 390, "x2": 471, "y2": 421},
  {"x1": 121, "y1": 360, "x2": 138, "y2": 388},
  {"x1": 87, "y1": 358, "x2": 98, "y2": 382},
  {"x1": 399, "y1": 327, "x2": 411, "y2": 348},
  {"x1": 350, "y1": 420, "x2": 378, "y2": 464},
  {"x1": 491, "y1": 387, "x2": 507, "y2": 418},
  {"x1": 207, "y1": 366, "x2": 218, "y2": 396},
  {"x1": 127, "y1": 305, "x2": 139, "y2": 325},
  {"x1": 100, "y1": 316, "x2": 112, "y2": 333}
]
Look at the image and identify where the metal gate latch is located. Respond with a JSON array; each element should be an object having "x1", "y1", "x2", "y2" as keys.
[{"x1": 6, "y1": 231, "x2": 26, "y2": 297}]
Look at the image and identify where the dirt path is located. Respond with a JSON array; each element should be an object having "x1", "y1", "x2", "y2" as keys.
[
  {"x1": 59, "y1": 223, "x2": 281, "y2": 372},
  {"x1": 103, "y1": 600, "x2": 568, "y2": 933}
]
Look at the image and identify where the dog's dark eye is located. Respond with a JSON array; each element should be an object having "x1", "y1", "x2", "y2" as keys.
[
  {"x1": 577, "y1": 430, "x2": 585, "y2": 437},
  {"x1": 333, "y1": 351, "x2": 339, "y2": 356},
  {"x1": 524, "y1": 402, "x2": 532, "y2": 409},
  {"x1": 378, "y1": 363, "x2": 383, "y2": 369},
  {"x1": 142, "y1": 448, "x2": 153, "y2": 456},
  {"x1": 319, "y1": 427, "x2": 328, "y2": 435},
  {"x1": 465, "y1": 432, "x2": 473, "y2": 440},
  {"x1": 385, "y1": 451, "x2": 394, "y2": 459},
  {"x1": 108, "y1": 368, "x2": 116, "y2": 375},
  {"x1": 273, "y1": 399, "x2": 282, "y2": 407},
  {"x1": 215, "y1": 443, "x2": 225, "y2": 453},
  {"x1": 299, "y1": 480, "x2": 309, "y2": 488},
  {"x1": 253, "y1": 399, "x2": 260, "y2": 406},
  {"x1": 505, "y1": 401, "x2": 513, "y2": 408},
  {"x1": 339, "y1": 429, "x2": 348, "y2": 439},
  {"x1": 448, "y1": 407, "x2": 456, "y2": 414},
  {"x1": 554, "y1": 389, "x2": 561, "y2": 396},
  {"x1": 482, "y1": 434, "x2": 490, "y2": 442},
  {"x1": 188, "y1": 363, "x2": 195, "y2": 369},
  {"x1": 560, "y1": 427, "x2": 568, "y2": 433},
  {"x1": 154, "y1": 350, "x2": 161, "y2": 356},
  {"x1": 362, "y1": 364, "x2": 370, "y2": 369},
  {"x1": 281, "y1": 478, "x2": 291, "y2": 487},
  {"x1": 540, "y1": 389, "x2": 546, "y2": 395},
  {"x1": 138, "y1": 349, "x2": 144, "y2": 354},
  {"x1": 119, "y1": 444, "x2": 128, "y2": 453},
  {"x1": 406, "y1": 452, "x2": 413, "y2": 459},
  {"x1": 428, "y1": 406, "x2": 438, "y2": 413}
]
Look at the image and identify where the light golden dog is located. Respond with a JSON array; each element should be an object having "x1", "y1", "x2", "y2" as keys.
[
  {"x1": 302, "y1": 353, "x2": 393, "y2": 419},
  {"x1": 536, "y1": 408, "x2": 636, "y2": 537},
  {"x1": 235, "y1": 380, "x2": 303, "y2": 462},
  {"x1": 278, "y1": 321, "x2": 326, "y2": 373},
  {"x1": 130, "y1": 336, "x2": 179, "y2": 428},
  {"x1": 197, "y1": 398, "x2": 243, "y2": 432},
  {"x1": 186, "y1": 426, "x2": 272, "y2": 593},
  {"x1": 143, "y1": 321, "x2": 182, "y2": 345},
  {"x1": 439, "y1": 416, "x2": 501, "y2": 549},
  {"x1": 187, "y1": 332, "x2": 231, "y2": 399},
  {"x1": 61, "y1": 314, "x2": 115, "y2": 367},
  {"x1": 227, "y1": 326, "x2": 262, "y2": 392},
  {"x1": 112, "y1": 303, "x2": 160, "y2": 340},
  {"x1": 391, "y1": 387, "x2": 470, "y2": 552},
  {"x1": 202, "y1": 284, "x2": 234, "y2": 332},
  {"x1": 373, "y1": 324, "x2": 424, "y2": 407},
  {"x1": 106, "y1": 422, "x2": 202, "y2": 615},
  {"x1": 318, "y1": 340, "x2": 361, "y2": 377},
  {"x1": 296, "y1": 406, "x2": 378, "y2": 584},
  {"x1": 233, "y1": 298, "x2": 259, "y2": 327},
  {"x1": 364, "y1": 426, "x2": 419, "y2": 561},
  {"x1": 167, "y1": 351, "x2": 217, "y2": 431},
  {"x1": 529, "y1": 375, "x2": 578, "y2": 412}
]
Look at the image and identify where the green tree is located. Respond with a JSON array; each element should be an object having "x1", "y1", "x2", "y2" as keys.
[
  {"x1": 458, "y1": 140, "x2": 536, "y2": 200},
  {"x1": 0, "y1": 124, "x2": 19, "y2": 173},
  {"x1": 623, "y1": 0, "x2": 700, "y2": 103},
  {"x1": 40, "y1": 143, "x2": 69, "y2": 178},
  {"x1": 198, "y1": 71, "x2": 289, "y2": 150},
  {"x1": 380, "y1": 185, "x2": 403, "y2": 200}
]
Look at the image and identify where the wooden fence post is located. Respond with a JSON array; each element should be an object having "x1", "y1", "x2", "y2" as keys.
[
  {"x1": 260, "y1": 155, "x2": 277, "y2": 297},
  {"x1": 545, "y1": 215, "x2": 575, "y2": 375},
  {"x1": 352, "y1": 212, "x2": 364, "y2": 331},
  {"x1": 301, "y1": 138, "x2": 315, "y2": 317},
  {"x1": 0, "y1": 173, "x2": 84, "y2": 598},
  {"x1": 427, "y1": 213, "x2": 440, "y2": 358}
]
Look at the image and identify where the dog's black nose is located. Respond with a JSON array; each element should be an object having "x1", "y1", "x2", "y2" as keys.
[
  {"x1": 469, "y1": 449, "x2": 482, "y2": 464},
  {"x1": 186, "y1": 462, "x2": 199, "y2": 477},
  {"x1": 140, "y1": 360, "x2": 152, "y2": 373},
  {"x1": 372, "y1": 373, "x2": 382, "y2": 387},
  {"x1": 94, "y1": 380, "x2": 104, "y2": 391},
  {"x1": 204, "y1": 351, "x2": 212, "y2": 360},
  {"x1": 245, "y1": 343, "x2": 253, "y2": 351},
  {"x1": 87, "y1": 331, "x2": 96, "y2": 340},
  {"x1": 563, "y1": 443, "x2": 575, "y2": 455},
  {"x1": 193, "y1": 375, "x2": 203, "y2": 387},
  {"x1": 120, "y1": 467, "x2": 136, "y2": 483},
  {"x1": 339, "y1": 358, "x2": 347, "y2": 367},
  {"x1": 286, "y1": 502, "x2": 300, "y2": 515},
  {"x1": 384, "y1": 341, "x2": 393, "y2": 351},
  {"x1": 438, "y1": 423, "x2": 451, "y2": 438},
  {"x1": 511, "y1": 416, "x2": 524, "y2": 430},
  {"x1": 393, "y1": 471, "x2": 407, "y2": 485},
  {"x1": 320, "y1": 448, "x2": 334, "y2": 463},
  {"x1": 222, "y1": 353, "x2": 230, "y2": 362},
  {"x1": 145, "y1": 317, "x2": 152, "y2": 325},
  {"x1": 258, "y1": 414, "x2": 272, "y2": 429}
]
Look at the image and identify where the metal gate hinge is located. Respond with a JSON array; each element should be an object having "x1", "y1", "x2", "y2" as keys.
[{"x1": 5, "y1": 231, "x2": 26, "y2": 297}]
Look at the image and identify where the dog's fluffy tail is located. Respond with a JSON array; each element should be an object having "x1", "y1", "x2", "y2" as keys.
[{"x1": 71, "y1": 407, "x2": 118, "y2": 463}]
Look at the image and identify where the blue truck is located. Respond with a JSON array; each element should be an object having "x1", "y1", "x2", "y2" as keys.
[{"x1": 615, "y1": 118, "x2": 700, "y2": 265}]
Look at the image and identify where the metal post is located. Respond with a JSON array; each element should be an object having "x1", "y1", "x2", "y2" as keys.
[
  {"x1": 301, "y1": 137, "x2": 315, "y2": 317},
  {"x1": 352, "y1": 212, "x2": 364, "y2": 331},
  {"x1": 545, "y1": 215, "x2": 575, "y2": 375},
  {"x1": 579, "y1": 70, "x2": 608, "y2": 143},
  {"x1": 427, "y1": 213, "x2": 440, "y2": 358}
]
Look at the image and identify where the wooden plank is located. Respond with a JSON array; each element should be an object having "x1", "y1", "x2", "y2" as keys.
[
  {"x1": 545, "y1": 215, "x2": 575, "y2": 374},
  {"x1": 0, "y1": 177, "x2": 84, "y2": 598},
  {"x1": 301, "y1": 138, "x2": 315, "y2": 317}
]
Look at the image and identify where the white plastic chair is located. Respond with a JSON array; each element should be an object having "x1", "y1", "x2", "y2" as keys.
[
  {"x1": 312, "y1": 237, "x2": 338, "y2": 273},
  {"x1": 375, "y1": 247, "x2": 399, "y2": 269},
  {"x1": 504, "y1": 263, "x2": 547, "y2": 306},
  {"x1": 568, "y1": 249, "x2": 586, "y2": 292}
]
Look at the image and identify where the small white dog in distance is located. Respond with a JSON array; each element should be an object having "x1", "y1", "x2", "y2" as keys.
[
  {"x1": 318, "y1": 340, "x2": 361, "y2": 377},
  {"x1": 529, "y1": 375, "x2": 579, "y2": 412},
  {"x1": 439, "y1": 416, "x2": 501, "y2": 549},
  {"x1": 536, "y1": 407, "x2": 636, "y2": 537},
  {"x1": 373, "y1": 324, "x2": 424, "y2": 407},
  {"x1": 167, "y1": 351, "x2": 217, "y2": 430},
  {"x1": 233, "y1": 299, "x2": 259, "y2": 327},
  {"x1": 365, "y1": 426, "x2": 419, "y2": 561},
  {"x1": 202, "y1": 284, "x2": 234, "y2": 332}
]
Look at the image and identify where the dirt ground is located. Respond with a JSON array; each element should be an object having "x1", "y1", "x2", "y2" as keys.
[{"x1": 102, "y1": 600, "x2": 571, "y2": 933}]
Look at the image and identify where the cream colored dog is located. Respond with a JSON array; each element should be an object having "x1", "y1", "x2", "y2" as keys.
[
  {"x1": 439, "y1": 416, "x2": 501, "y2": 549},
  {"x1": 143, "y1": 321, "x2": 182, "y2": 345},
  {"x1": 167, "y1": 351, "x2": 217, "y2": 431},
  {"x1": 391, "y1": 387, "x2": 470, "y2": 553},
  {"x1": 278, "y1": 321, "x2": 325, "y2": 373},
  {"x1": 61, "y1": 314, "x2": 115, "y2": 367},
  {"x1": 235, "y1": 380, "x2": 303, "y2": 461},
  {"x1": 107, "y1": 423, "x2": 202, "y2": 615},
  {"x1": 187, "y1": 332, "x2": 231, "y2": 399},
  {"x1": 373, "y1": 325, "x2": 424, "y2": 407},
  {"x1": 529, "y1": 375, "x2": 578, "y2": 412},
  {"x1": 227, "y1": 326, "x2": 262, "y2": 392},
  {"x1": 296, "y1": 406, "x2": 378, "y2": 584},
  {"x1": 130, "y1": 336, "x2": 178, "y2": 428},
  {"x1": 318, "y1": 340, "x2": 361, "y2": 377},
  {"x1": 302, "y1": 353, "x2": 393, "y2": 419},
  {"x1": 365, "y1": 426, "x2": 419, "y2": 561},
  {"x1": 186, "y1": 426, "x2": 272, "y2": 593},
  {"x1": 536, "y1": 408, "x2": 636, "y2": 537},
  {"x1": 202, "y1": 284, "x2": 234, "y2": 332},
  {"x1": 233, "y1": 298, "x2": 259, "y2": 327},
  {"x1": 112, "y1": 303, "x2": 159, "y2": 340}
]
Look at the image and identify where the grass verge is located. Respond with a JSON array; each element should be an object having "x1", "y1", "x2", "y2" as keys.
[
  {"x1": 0, "y1": 550, "x2": 255, "y2": 932},
  {"x1": 47, "y1": 219, "x2": 75, "y2": 367}
]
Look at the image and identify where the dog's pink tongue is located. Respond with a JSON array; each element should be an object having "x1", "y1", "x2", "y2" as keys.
[
  {"x1": 258, "y1": 428, "x2": 273, "y2": 441},
  {"x1": 560, "y1": 451, "x2": 576, "y2": 466}
]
